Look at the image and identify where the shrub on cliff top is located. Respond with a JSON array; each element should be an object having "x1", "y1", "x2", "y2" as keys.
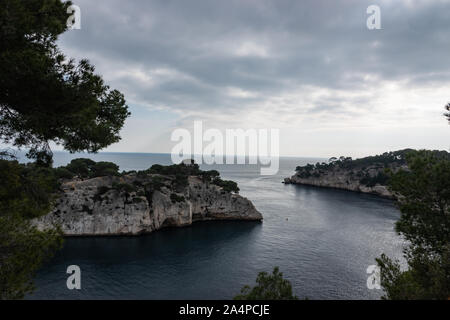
[
  {"x1": 63, "y1": 158, "x2": 119, "y2": 178},
  {"x1": 91, "y1": 161, "x2": 120, "y2": 177},
  {"x1": 64, "y1": 158, "x2": 96, "y2": 178},
  {"x1": 212, "y1": 177, "x2": 239, "y2": 193},
  {"x1": 112, "y1": 182, "x2": 136, "y2": 194},
  {"x1": 146, "y1": 162, "x2": 201, "y2": 176}
]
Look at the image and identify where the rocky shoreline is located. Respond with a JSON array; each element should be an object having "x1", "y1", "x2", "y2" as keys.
[
  {"x1": 282, "y1": 151, "x2": 417, "y2": 199},
  {"x1": 283, "y1": 175, "x2": 394, "y2": 199},
  {"x1": 33, "y1": 172, "x2": 262, "y2": 236}
]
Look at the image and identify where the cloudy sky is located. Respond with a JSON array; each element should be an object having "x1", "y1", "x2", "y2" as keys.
[{"x1": 57, "y1": 0, "x2": 450, "y2": 158}]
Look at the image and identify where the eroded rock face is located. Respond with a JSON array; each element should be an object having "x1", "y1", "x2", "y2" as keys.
[
  {"x1": 284, "y1": 164, "x2": 401, "y2": 199},
  {"x1": 33, "y1": 174, "x2": 262, "y2": 236}
]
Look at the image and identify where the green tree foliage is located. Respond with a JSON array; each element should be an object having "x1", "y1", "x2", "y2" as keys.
[
  {"x1": 376, "y1": 150, "x2": 450, "y2": 299},
  {"x1": 212, "y1": 177, "x2": 239, "y2": 193},
  {"x1": 146, "y1": 163, "x2": 202, "y2": 176},
  {"x1": 0, "y1": 215, "x2": 63, "y2": 300},
  {"x1": 0, "y1": 0, "x2": 130, "y2": 163},
  {"x1": 234, "y1": 267, "x2": 298, "y2": 300},
  {"x1": 200, "y1": 169, "x2": 220, "y2": 182},
  {"x1": 377, "y1": 248, "x2": 450, "y2": 300},
  {"x1": 64, "y1": 158, "x2": 119, "y2": 178},
  {"x1": 0, "y1": 157, "x2": 63, "y2": 299},
  {"x1": 53, "y1": 166, "x2": 75, "y2": 180},
  {"x1": 390, "y1": 151, "x2": 450, "y2": 252},
  {"x1": 0, "y1": 159, "x2": 59, "y2": 219},
  {"x1": 143, "y1": 163, "x2": 239, "y2": 193},
  {"x1": 359, "y1": 171, "x2": 390, "y2": 188},
  {"x1": 92, "y1": 161, "x2": 120, "y2": 177},
  {"x1": 64, "y1": 158, "x2": 96, "y2": 178},
  {"x1": 111, "y1": 182, "x2": 136, "y2": 194},
  {"x1": 0, "y1": 0, "x2": 130, "y2": 298},
  {"x1": 295, "y1": 149, "x2": 414, "y2": 174}
]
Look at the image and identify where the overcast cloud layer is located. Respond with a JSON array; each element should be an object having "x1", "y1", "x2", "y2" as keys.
[{"x1": 57, "y1": 0, "x2": 450, "y2": 157}]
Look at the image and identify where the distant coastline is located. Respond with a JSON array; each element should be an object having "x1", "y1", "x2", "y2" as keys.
[{"x1": 284, "y1": 149, "x2": 450, "y2": 199}]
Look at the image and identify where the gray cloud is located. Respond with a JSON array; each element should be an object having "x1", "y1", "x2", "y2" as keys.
[{"x1": 59, "y1": 0, "x2": 450, "y2": 123}]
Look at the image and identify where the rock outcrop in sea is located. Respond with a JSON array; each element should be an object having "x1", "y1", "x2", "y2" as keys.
[{"x1": 33, "y1": 166, "x2": 262, "y2": 236}]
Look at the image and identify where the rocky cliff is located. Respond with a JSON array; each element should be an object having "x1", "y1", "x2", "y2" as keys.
[
  {"x1": 284, "y1": 167, "x2": 395, "y2": 198},
  {"x1": 283, "y1": 150, "x2": 417, "y2": 199},
  {"x1": 33, "y1": 173, "x2": 262, "y2": 236}
]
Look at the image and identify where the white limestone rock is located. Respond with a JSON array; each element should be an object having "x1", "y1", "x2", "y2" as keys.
[
  {"x1": 33, "y1": 174, "x2": 262, "y2": 236},
  {"x1": 284, "y1": 164, "x2": 403, "y2": 199}
]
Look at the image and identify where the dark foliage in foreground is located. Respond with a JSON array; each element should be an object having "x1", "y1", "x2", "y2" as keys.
[
  {"x1": 234, "y1": 267, "x2": 298, "y2": 300},
  {"x1": 0, "y1": 155, "x2": 63, "y2": 299},
  {"x1": 376, "y1": 150, "x2": 450, "y2": 299},
  {"x1": 0, "y1": 0, "x2": 130, "y2": 299},
  {"x1": 0, "y1": 0, "x2": 130, "y2": 165}
]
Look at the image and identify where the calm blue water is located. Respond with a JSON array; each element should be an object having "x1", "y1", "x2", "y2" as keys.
[{"x1": 24, "y1": 152, "x2": 404, "y2": 300}]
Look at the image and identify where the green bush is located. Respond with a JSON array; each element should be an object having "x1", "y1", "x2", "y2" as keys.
[
  {"x1": 146, "y1": 162, "x2": 201, "y2": 176},
  {"x1": 112, "y1": 182, "x2": 136, "y2": 193},
  {"x1": 54, "y1": 167, "x2": 75, "y2": 180},
  {"x1": 136, "y1": 162, "x2": 240, "y2": 194},
  {"x1": 200, "y1": 170, "x2": 220, "y2": 182},
  {"x1": 63, "y1": 158, "x2": 119, "y2": 178},
  {"x1": 0, "y1": 215, "x2": 63, "y2": 300},
  {"x1": 91, "y1": 161, "x2": 120, "y2": 177},
  {"x1": 212, "y1": 177, "x2": 239, "y2": 193},
  {"x1": 64, "y1": 158, "x2": 96, "y2": 178}
]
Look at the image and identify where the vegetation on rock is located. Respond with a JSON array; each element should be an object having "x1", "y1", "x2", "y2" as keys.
[
  {"x1": 294, "y1": 149, "x2": 449, "y2": 189},
  {"x1": 65, "y1": 159, "x2": 120, "y2": 179},
  {"x1": 61, "y1": 160, "x2": 240, "y2": 210},
  {"x1": 131, "y1": 162, "x2": 239, "y2": 194}
]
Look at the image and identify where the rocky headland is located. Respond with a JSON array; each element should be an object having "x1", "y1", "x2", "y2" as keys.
[
  {"x1": 283, "y1": 150, "x2": 417, "y2": 199},
  {"x1": 33, "y1": 160, "x2": 262, "y2": 236}
]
